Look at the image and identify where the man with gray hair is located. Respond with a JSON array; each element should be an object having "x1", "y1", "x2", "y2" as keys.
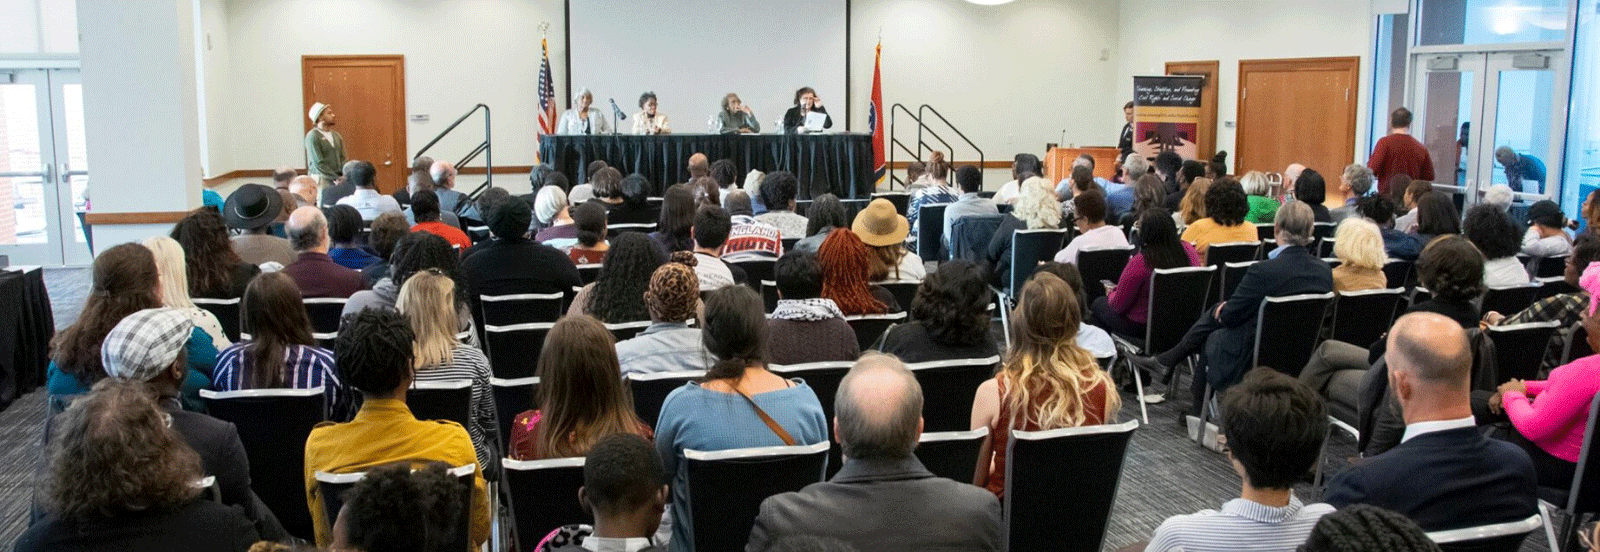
[
  {"x1": 281, "y1": 206, "x2": 367, "y2": 298},
  {"x1": 288, "y1": 175, "x2": 319, "y2": 208},
  {"x1": 429, "y1": 160, "x2": 481, "y2": 221},
  {"x1": 746, "y1": 354, "x2": 1002, "y2": 552},
  {"x1": 1330, "y1": 164, "x2": 1375, "y2": 223}
]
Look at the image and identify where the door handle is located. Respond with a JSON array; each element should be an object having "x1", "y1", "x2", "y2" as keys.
[
  {"x1": 383, "y1": 160, "x2": 393, "y2": 166},
  {"x1": 60, "y1": 163, "x2": 70, "y2": 184},
  {"x1": 41, "y1": 163, "x2": 53, "y2": 185}
]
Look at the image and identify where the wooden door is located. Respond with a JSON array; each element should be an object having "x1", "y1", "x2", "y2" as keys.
[
  {"x1": 302, "y1": 55, "x2": 406, "y2": 194},
  {"x1": 1165, "y1": 60, "x2": 1219, "y2": 161},
  {"x1": 1236, "y1": 56, "x2": 1360, "y2": 205}
]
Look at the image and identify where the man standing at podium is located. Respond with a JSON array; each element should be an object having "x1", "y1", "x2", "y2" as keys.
[
  {"x1": 305, "y1": 102, "x2": 346, "y2": 189},
  {"x1": 1118, "y1": 101, "x2": 1135, "y2": 158}
]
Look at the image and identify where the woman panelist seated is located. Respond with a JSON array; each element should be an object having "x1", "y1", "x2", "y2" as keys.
[{"x1": 782, "y1": 87, "x2": 832, "y2": 134}]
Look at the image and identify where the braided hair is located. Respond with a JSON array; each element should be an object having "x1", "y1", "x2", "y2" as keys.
[
  {"x1": 816, "y1": 228, "x2": 888, "y2": 315},
  {"x1": 1298, "y1": 504, "x2": 1440, "y2": 552},
  {"x1": 335, "y1": 309, "x2": 417, "y2": 396},
  {"x1": 586, "y1": 232, "x2": 665, "y2": 323}
]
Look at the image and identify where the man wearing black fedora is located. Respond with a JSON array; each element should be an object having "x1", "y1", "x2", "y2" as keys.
[{"x1": 226, "y1": 183, "x2": 297, "y2": 267}]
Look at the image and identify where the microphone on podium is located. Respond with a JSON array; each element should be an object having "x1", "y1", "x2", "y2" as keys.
[{"x1": 609, "y1": 99, "x2": 628, "y2": 120}]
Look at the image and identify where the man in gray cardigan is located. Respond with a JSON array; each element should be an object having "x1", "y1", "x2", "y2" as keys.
[{"x1": 745, "y1": 354, "x2": 1002, "y2": 552}]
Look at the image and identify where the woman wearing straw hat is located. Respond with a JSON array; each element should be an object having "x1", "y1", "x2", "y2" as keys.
[{"x1": 852, "y1": 198, "x2": 924, "y2": 282}]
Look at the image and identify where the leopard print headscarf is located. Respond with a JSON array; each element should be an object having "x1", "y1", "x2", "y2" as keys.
[{"x1": 647, "y1": 251, "x2": 700, "y2": 322}]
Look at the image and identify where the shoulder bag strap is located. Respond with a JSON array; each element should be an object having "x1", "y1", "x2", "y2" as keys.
[{"x1": 732, "y1": 385, "x2": 798, "y2": 446}]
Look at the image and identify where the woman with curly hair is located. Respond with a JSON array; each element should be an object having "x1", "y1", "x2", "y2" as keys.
[
  {"x1": 1298, "y1": 505, "x2": 1440, "y2": 552},
  {"x1": 170, "y1": 207, "x2": 260, "y2": 298},
  {"x1": 329, "y1": 462, "x2": 465, "y2": 552},
  {"x1": 511, "y1": 314, "x2": 651, "y2": 460},
  {"x1": 986, "y1": 176, "x2": 1062, "y2": 288},
  {"x1": 1463, "y1": 204, "x2": 1531, "y2": 287},
  {"x1": 16, "y1": 380, "x2": 259, "y2": 552},
  {"x1": 970, "y1": 272, "x2": 1119, "y2": 497},
  {"x1": 1181, "y1": 177, "x2": 1257, "y2": 262},
  {"x1": 569, "y1": 232, "x2": 665, "y2": 322},
  {"x1": 816, "y1": 228, "x2": 900, "y2": 315},
  {"x1": 793, "y1": 193, "x2": 849, "y2": 253},
  {"x1": 879, "y1": 259, "x2": 998, "y2": 363}
]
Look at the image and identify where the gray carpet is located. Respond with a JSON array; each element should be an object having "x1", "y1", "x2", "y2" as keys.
[{"x1": 0, "y1": 268, "x2": 1560, "y2": 550}]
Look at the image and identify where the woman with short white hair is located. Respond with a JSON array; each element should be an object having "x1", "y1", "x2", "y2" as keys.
[
  {"x1": 533, "y1": 185, "x2": 577, "y2": 249},
  {"x1": 1330, "y1": 218, "x2": 1388, "y2": 292},
  {"x1": 1241, "y1": 170, "x2": 1281, "y2": 224},
  {"x1": 557, "y1": 88, "x2": 611, "y2": 135}
]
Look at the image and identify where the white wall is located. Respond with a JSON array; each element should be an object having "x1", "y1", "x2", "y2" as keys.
[
  {"x1": 1117, "y1": 0, "x2": 1375, "y2": 170},
  {"x1": 195, "y1": 0, "x2": 233, "y2": 176}
]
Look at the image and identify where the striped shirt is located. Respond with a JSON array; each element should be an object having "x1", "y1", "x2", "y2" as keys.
[
  {"x1": 1146, "y1": 496, "x2": 1334, "y2": 552},
  {"x1": 213, "y1": 343, "x2": 354, "y2": 421},
  {"x1": 414, "y1": 344, "x2": 498, "y2": 468}
]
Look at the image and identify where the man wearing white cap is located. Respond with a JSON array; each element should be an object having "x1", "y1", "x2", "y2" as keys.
[
  {"x1": 305, "y1": 102, "x2": 346, "y2": 187},
  {"x1": 100, "y1": 307, "x2": 287, "y2": 541}
]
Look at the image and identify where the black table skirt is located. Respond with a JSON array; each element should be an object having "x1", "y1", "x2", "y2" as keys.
[
  {"x1": 0, "y1": 267, "x2": 54, "y2": 411},
  {"x1": 538, "y1": 133, "x2": 874, "y2": 199}
]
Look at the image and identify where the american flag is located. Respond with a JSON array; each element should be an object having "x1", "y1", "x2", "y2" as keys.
[{"x1": 536, "y1": 36, "x2": 556, "y2": 161}]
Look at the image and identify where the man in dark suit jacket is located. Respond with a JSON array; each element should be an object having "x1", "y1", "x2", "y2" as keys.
[
  {"x1": 746, "y1": 355, "x2": 1002, "y2": 552},
  {"x1": 1133, "y1": 200, "x2": 1333, "y2": 411},
  {"x1": 1324, "y1": 312, "x2": 1538, "y2": 531}
]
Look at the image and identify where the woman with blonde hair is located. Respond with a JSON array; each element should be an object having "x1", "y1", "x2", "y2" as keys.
[
  {"x1": 1241, "y1": 171, "x2": 1281, "y2": 224},
  {"x1": 143, "y1": 235, "x2": 230, "y2": 349},
  {"x1": 1177, "y1": 177, "x2": 1213, "y2": 226},
  {"x1": 1331, "y1": 218, "x2": 1389, "y2": 292},
  {"x1": 986, "y1": 176, "x2": 1062, "y2": 287},
  {"x1": 510, "y1": 314, "x2": 650, "y2": 460},
  {"x1": 396, "y1": 270, "x2": 497, "y2": 468},
  {"x1": 970, "y1": 272, "x2": 1120, "y2": 497}
]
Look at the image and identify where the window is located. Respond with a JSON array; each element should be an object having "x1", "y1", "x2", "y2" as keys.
[{"x1": 1418, "y1": 0, "x2": 1569, "y2": 46}]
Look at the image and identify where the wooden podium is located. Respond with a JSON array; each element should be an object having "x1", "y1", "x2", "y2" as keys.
[{"x1": 1045, "y1": 147, "x2": 1120, "y2": 184}]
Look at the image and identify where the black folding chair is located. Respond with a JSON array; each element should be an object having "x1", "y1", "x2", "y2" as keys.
[
  {"x1": 476, "y1": 292, "x2": 564, "y2": 349},
  {"x1": 1487, "y1": 321, "x2": 1562, "y2": 384},
  {"x1": 605, "y1": 320, "x2": 653, "y2": 342},
  {"x1": 483, "y1": 322, "x2": 552, "y2": 381},
  {"x1": 1312, "y1": 222, "x2": 1336, "y2": 256},
  {"x1": 769, "y1": 361, "x2": 854, "y2": 478},
  {"x1": 1204, "y1": 241, "x2": 1261, "y2": 267},
  {"x1": 727, "y1": 257, "x2": 776, "y2": 293},
  {"x1": 193, "y1": 297, "x2": 241, "y2": 342},
  {"x1": 916, "y1": 428, "x2": 988, "y2": 483},
  {"x1": 304, "y1": 297, "x2": 346, "y2": 348},
  {"x1": 503, "y1": 457, "x2": 588, "y2": 550},
  {"x1": 1252, "y1": 293, "x2": 1336, "y2": 377},
  {"x1": 1318, "y1": 237, "x2": 1337, "y2": 258},
  {"x1": 1110, "y1": 266, "x2": 1217, "y2": 422},
  {"x1": 1483, "y1": 283, "x2": 1542, "y2": 318},
  {"x1": 1254, "y1": 223, "x2": 1275, "y2": 241},
  {"x1": 1004, "y1": 420, "x2": 1139, "y2": 552},
  {"x1": 1538, "y1": 394, "x2": 1600, "y2": 551},
  {"x1": 760, "y1": 280, "x2": 780, "y2": 313},
  {"x1": 627, "y1": 370, "x2": 704, "y2": 428},
  {"x1": 1427, "y1": 515, "x2": 1543, "y2": 552},
  {"x1": 916, "y1": 203, "x2": 951, "y2": 262},
  {"x1": 781, "y1": 237, "x2": 800, "y2": 254},
  {"x1": 1564, "y1": 321, "x2": 1593, "y2": 365},
  {"x1": 872, "y1": 192, "x2": 911, "y2": 216},
  {"x1": 684, "y1": 443, "x2": 830, "y2": 552},
  {"x1": 1330, "y1": 288, "x2": 1406, "y2": 346},
  {"x1": 845, "y1": 313, "x2": 907, "y2": 351},
  {"x1": 1075, "y1": 245, "x2": 1135, "y2": 307},
  {"x1": 200, "y1": 388, "x2": 326, "y2": 540},
  {"x1": 1010, "y1": 228, "x2": 1070, "y2": 296},
  {"x1": 1538, "y1": 277, "x2": 1579, "y2": 300},
  {"x1": 316, "y1": 464, "x2": 476, "y2": 552},
  {"x1": 1218, "y1": 261, "x2": 1257, "y2": 303},
  {"x1": 576, "y1": 264, "x2": 602, "y2": 285},
  {"x1": 1383, "y1": 259, "x2": 1415, "y2": 290},
  {"x1": 908, "y1": 356, "x2": 1002, "y2": 432},
  {"x1": 407, "y1": 379, "x2": 472, "y2": 429},
  {"x1": 1535, "y1": 255, "x2": 1569, "y2": 279},
  {"x1": 880, "y1": 280, "x2": 922, "y2": 313},
  {"x1": 607, "y1": 222, "x2": 656, "y2": 238},
  {"x1": 490, "y1": 377, "x2": 538, "y2": 453}
]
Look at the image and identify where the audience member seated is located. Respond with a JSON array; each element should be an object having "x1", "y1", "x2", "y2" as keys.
[
  {"x1": 319, "y1": 160, "x2": 359, "y2": 207},
  {"x1": 536, "y1": 434, "x2": 669, "y2": 551},
  {"x1": 724, "y1": 190, "x2": 784, "y2": 258},
  {"x1": 749, "y1": 354, "x2": 1003, "y2": 551},
  {"x1": 1241, "y1": 171, "x2": 1281, "y2": 224},
  {"x1": 1297, "y1": 505, "x2": 1441, "y2": 552},
  {"x1": 1124, "y1": 174, "x2": 1169, "y2": 233},
  {"x1": 328, "y1": 462, "x2": 465, "y2": 552},
  {"x1": 397, "y1": 271, "x2": 497, "y2": 468},
  {"x1": 15, "y1": 379, "x2": 259, "y2": 552},
  {"x1": 1133, "y1": 201, "x2": 1331, "y2": 413},
  {"x1": 345, "y1": 232, "x2": 455, "y2": 316},
  {"x1": 691, "y1": 176, "x2": 721, "y2": 208},
  {"x1": 1092, "y1": 208, "x2": 1200, "y2": 339},
  {"x1": 48, "y1": 244, "x2": 215, "y2": 411},
  {"x1": 1176, "y1": 176, "x2": 1214, "y2": 227},
  {"x1": 570, "y1": 232, "x2": 666, "y2": 322},
  {"x1": 431, "y1": 160, "x2": 479, "y2": 221},
  {"x1": 879, "y1": 260, "x2": 998, "y2": 363},
  {"x1": 1324, "y1": 312, "x2": 1538, "y2": 531},
  {"x1": 907, "y1": 151, "x2": 959, "y2": 246},
  {"x1": 513, "y1": 315, "x2": 652, "y2": 460},
  {"x1": 1331, "y1": 218, "x2": 1390, "y2": 292},
  {"x1": 611, "y1": 173, "x2": 660, "y2": 226},
  {"x1": 853, "y1": 199, "x2": 924, "y2": 282},
  {"x1": 993, "y1": 153, "x2": 1043, "y2": 205},
  {"x1": 1107, "y1": 155, "x2": 1146, "y2": 218},
  {"x1": 1484, "y1": 184, "x2": 1516, "y2": 213},
  {"x1": 943, "y1": 165, "x2": 998, "y2": 251},
  {"x1": 401, "y1": 174, "x2": 461, "y2": 230},
  {"x1": 682, "y1": 153, "x2": 710, "y2": 187},
  {"x1": 324, "y1": 204, "x2": 381, "y2": 271},
  {"x1": 143, "y1": 235, "x2": 230, "y2": 349},
  {"x1": 756, "y1": 171, "x2": 809, "y2": 239},
  {"x1": 1411, "y1": 191, "x2": 1461, "y2": 243},
  {"x1": 99, "y1": 308, "x2": 286, "y2": 539},
  {"x1": 460, "y1": 198, "x2": 582, "y2": 312},
  {"x1": 1464, "y1": 203, "x2": 1532, "y2": 287},
  {"x1": 1165, "y1": 160, "x2": 1207, "y2": 212},
  {"x1": 287, "y1": 174, "x2": 319, "y2": 209},
  {"x1": 394, "y1": 163, "x2": 430, "y2": 209},
  {"x1": 535, "y1": 185, "x2": 578, "y2": 247},
  {"x1": 1393, "y1": 178, "x2": 1432, "y2": 233},
  {"x1": 363, "y1": 212, "x2": 410, "y2": 284},
  {"x1": 569, "y1": 160, "x2": 607, "y2": 204},
  {"x1": 616, "y1": 253, "x2": 711, "y2": 376},
  {"x1": 585, "y1": 167, "x2": 628, "y2": 216},
  {"x1": 1330, "y1": 164, "x2": 1374, "y2": 223},
  {"x1": 303, "y1": 309, "x2": 489, "y2": 547},
  {"x1": 1582, "y1": 189, "x2": 1600, "y2": 239},
  {"x1": 692, "y1": 206, "x2": 742, "y2": 290},
  {"x1": 171, "y1": 207, "x2": 260, "y2": 299},
  {"x1": 1483, "y1": 237, "x2": 1600, "y2": 371},
  {"x1": 1056, "y1": 156, "x2": 1112, "y2": 202},
  {"x1": 1054, "y1": 190, "x2": 1129, "y2": 266},
  {"x1": 1294, "y1": 169, "x2": 1332, "y2": 223},
  {"x1": 1481, "y1": 294, "x2": 1600, "y2": 491},
  {"x1": 569, "y1": 202, "x2": 611, "y2": 264},
  {"x1": 1523, "y1": 199, "x2": 1574, "y2": 269},
  {"x1": 971, "y1": 272, "x2": 1119, "y2": 497},
  {"x1": 409, "y1": 190, "x2": 470, "y2": 250},
  {"x1": 655, "y1": 286, "x2": 828, "y2": 551},
  {"x1": 987, "y1": 176, "x2": 1062, "y2": 287},
  {"x1": 794, "y1": 194, "x2": 848, "y2": 253},
  {"x1": 1143, "y1": 369, "x2": 1333, "y2": 552},
  {"x1": 1035, "y1": 262, "x2": 1119, "y2": 361},
  {"x1": 651, "y1": 184, "x2": 698, "y2": 254},
  {"x1": 214, "y1": 272, "x2": 350, "y2": 420},
  {"x1": 226, "y1": 184, "x2": 297, "y2": 267},
  {"x1": 336, "y1": 160, "x2": 403, "y2": 220},
  {"x1": 766, "y1": 251, "x2": 861, "y2": 365},
  {"x1": 282, "y1": 206, "x2": 368, "y2": 298},
  {"x1": 711, "y1": 159, "x2": 741, "y2": 203},
  {"x1": 1181, "y1": 178, "x2": 1256, "y2": 262},
  {"x1": 818, "y1": 228, "x2": 900, "y2": 316},
  {"x1": 1354, "y1": 195, "x2": 1421, "y2": 261}
]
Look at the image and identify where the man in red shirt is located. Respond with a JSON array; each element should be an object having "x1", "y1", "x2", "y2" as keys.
[
  {"x1": 1367, "y1": 107, "x2": 1435, "y2": 197},
  {"x1": 409, "y1": 190, "x2": 471, "y2": 251}
]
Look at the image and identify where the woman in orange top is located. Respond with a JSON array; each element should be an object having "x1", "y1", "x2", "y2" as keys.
[
  {"x1": 970, "y1": 272, "x2": 1121, "y2": 497},
  {"x1": 1180, "y1": 177, "x2": 1258, "y2": 262},
  {"x1": 509, "y1": 315, "x2": 651, "y2": 460}
]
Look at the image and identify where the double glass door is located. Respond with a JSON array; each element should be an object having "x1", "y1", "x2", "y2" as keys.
[
  {"x1": 1412, "y1": 50, "x2": 1564, "y2": 203},
  {"x1": 0, "y1": 68, "x2": 90, "y2": 266}
]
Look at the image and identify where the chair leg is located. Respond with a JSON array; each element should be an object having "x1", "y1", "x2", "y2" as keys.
[
  {"x1": 1313, "y1": 423, "x2": 1333, "y2": 489},
  {"x1": 1540, "y1": 501, "x2": 1561, "y2": 552},
  {"x1": 998, "y1": 295, "x2": 1011, "y2": 349},
  {"x1": 1133, "y1": 357, "x2": 1150, "y2": 425}
]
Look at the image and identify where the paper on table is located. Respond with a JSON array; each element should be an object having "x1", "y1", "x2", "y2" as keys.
[{"x1": 803, "y1": 111, "x2": 828, "y2": 133}]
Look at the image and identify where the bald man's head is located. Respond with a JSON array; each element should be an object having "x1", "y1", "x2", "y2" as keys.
[
  {"x1": 289, "y1": 176, "x2": 319, "y2": 205},
  {"x1": 688, "y1": 153, "x2": 709, "y2": 178},
  {"x1": 286, "y1": 206, "x2": 329, "y2": 252},
  {"x1": 1285, "y1": 163, "x2": 1306, "y2": 186},
  {"x1": 430, "y1": 160, "x2": 457, "y2": 189},
  {"x1": 834, "y1": 354, "x2": 923, "y2": 460},
  {"x1": 1386, "y1": 312, "x2": 1471, "y2": 388}
]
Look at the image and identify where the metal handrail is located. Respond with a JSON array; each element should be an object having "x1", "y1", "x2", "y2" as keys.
[
  {"x1": 415, "y1": 104, "x2": 492, "y2": 214},
  {"x1": 918, "y1": 104, "x2": 984, "y2": 172},
  {"x1": 887, "y1": 103, "x2": 985, "y2": 191}
]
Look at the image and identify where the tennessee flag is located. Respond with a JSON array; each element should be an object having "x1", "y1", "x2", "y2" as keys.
[
  {"x1": 535, "y1": 37, "x2": 557, "y2": 163},
  {"x1": 870, "y1": 41, "x2": 885, "y2": 188}
]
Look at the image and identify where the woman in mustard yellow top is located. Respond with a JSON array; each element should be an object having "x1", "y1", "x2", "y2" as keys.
[{"x1": 1181, "y1": 177, "x2": 1257, "y2": 263}]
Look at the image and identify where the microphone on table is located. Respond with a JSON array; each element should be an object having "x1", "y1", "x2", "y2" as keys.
[{"x1": 609, "y1": 99, "x2": 627, "y2": 120}]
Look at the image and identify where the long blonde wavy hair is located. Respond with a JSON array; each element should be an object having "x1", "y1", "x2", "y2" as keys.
[
  {"x1": 1000, "y1": 272, "x2": 1120, "y2": 429},
  {"x1": 396, "y1": 271, "x2": 460, "y2": 369}
]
